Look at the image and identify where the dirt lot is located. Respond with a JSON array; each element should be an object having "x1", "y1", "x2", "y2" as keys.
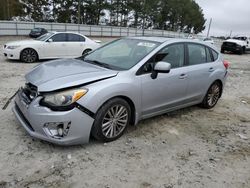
[{"x1": 0, "y1": 36, "x2": 249, "y2": 188}]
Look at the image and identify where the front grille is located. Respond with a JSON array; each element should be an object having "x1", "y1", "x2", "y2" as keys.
[
  {"x1": 223, "y1": 42, "x2": 236, "y2": 47},
  {"x1": 15, "y1": 103, "x2": 34, "y2": 132},
  {"x1": 22, "y1": 83, "x2": 38, "y2": 104}
]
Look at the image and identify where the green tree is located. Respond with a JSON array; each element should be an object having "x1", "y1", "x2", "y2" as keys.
[
  {"x1": 22, "y1": 0, "x2": 51, "y2": 21},
  {"x1": 82, "y1": 0, "x2": 108, "y2": 25},
  {"x1": 0, "y1": 0, "x2": 24, "y2": 20}
]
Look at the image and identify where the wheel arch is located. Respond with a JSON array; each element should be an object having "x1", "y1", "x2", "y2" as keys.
[
  {"x1": 210, "y1": 79, "x2": 223, "y2": 98},
  {"x1": 20, "y1": 47, "x2": 39, "y2": 61},
  {"x1": 96, "y1": 95, "x2": 136, "y2": 126}
]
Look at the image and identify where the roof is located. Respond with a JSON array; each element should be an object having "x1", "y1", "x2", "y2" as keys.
[{"x1": 126, "y1": 36, "x2": 172, "y2": 43}]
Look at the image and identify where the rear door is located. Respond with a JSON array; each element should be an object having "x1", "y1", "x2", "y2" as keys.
[
  {"x1": 66, "y1": 33, "x2": 86, "y2": 58},
  {"x1": 185, "y1": 43, "x2": 217, "y2": 102},
  {"x1": 43, "y1": 33, "x2": 68, "y2": 58}
]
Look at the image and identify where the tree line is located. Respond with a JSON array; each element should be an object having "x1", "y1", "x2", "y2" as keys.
[{"x1": 0, "y1": 0, "x2": 206, "y2": 34}]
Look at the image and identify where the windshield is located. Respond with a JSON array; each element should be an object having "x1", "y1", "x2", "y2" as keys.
[
  {"x1": 35, "y1": 32, "x2": 54, "y2": 41},
  {"x1": 32, "y1": 28, "x2": 42, "y2": 32},
  {"x1": 233, "y1": 37, "x2": 247, "y2": 41},
  {"x1": 83, "y1": 38, "x2": 160, "y2": 70}
]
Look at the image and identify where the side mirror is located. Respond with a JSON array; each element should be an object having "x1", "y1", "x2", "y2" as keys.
[
  {"x1": 47, "y1": 38, "x2": 53, "y2": 42},
  {"x1": 151, "y1": 61, "x2": 171, "y2": 79}
]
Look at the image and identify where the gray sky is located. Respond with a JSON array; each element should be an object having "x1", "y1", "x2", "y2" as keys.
[{"x1": 195, "y1": 0, "x2": 250, "y2": 37}]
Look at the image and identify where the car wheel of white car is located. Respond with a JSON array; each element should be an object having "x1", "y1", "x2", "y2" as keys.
[
  {"x1": 82, "y1": 49, "x2": 92, "y2": 56},
  {"x1": 201, "y1": 81, "x2": 222, "y2": 109},
  {"x1": 20, "y1": 48, "x2": 38, "y2": 63},
  {"x1": 91, "y1": 98, "x2": 131, "y2": 142}
]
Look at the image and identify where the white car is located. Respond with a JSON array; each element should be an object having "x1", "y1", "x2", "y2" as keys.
[
  {"x1": 3, "y1": 32, "x2": 101, "y2": 63},
  {"x1": 203, "y1": 38, "x2": 215, "y2": 45}
]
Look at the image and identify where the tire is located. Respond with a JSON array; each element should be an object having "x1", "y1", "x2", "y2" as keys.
[
  {"x1": 200, "y1": 81, "x2": 222, "y2": 109},
  {"x1": 20, "y1": 48, "x2": 38, "y2": 63},
  {"x1": 238, "y1": 47, "x2": 243, "y2": 55},
  {"x1": 221, "y1": 48, "x2": 225, "y2": 53},
  {"x1": 91, "y1": 98, "x2": 131, "y2": 142},
  {"x1": 82, "y1": 49, "x2": 92, "y2": 56},
  {"x1": 243, "y1": 47, "x2": 246, "y2": 54}
]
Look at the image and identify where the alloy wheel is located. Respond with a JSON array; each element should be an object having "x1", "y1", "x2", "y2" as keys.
[
  {"x1": 21, "y1": 49, "x2": 37, "y2": 63},
  {"x1": 101, "y1": 105, "x2": 128, "y2": 138},
  {"x1": 207, "y1": 84, "x2": 220, "y2": 107}
]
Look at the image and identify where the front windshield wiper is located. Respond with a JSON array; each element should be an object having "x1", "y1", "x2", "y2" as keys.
[{"x1": 84, "y1": 59, "x2": 113, "y2": 69}]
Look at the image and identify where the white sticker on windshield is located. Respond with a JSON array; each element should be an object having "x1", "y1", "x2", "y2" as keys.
[{"x1": 137, "y1": 42, "x2": 156, "y2": 48}]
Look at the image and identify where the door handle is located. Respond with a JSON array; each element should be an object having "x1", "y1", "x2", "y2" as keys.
[
  {"x1": 179, "y1": 73, "x2": 187, "y2": 79},
  {"x1": 209, "y1": 67, "x2": 215, "y2": 72}
]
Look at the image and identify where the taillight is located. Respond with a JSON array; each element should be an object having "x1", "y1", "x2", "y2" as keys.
[{"x1": 223, "y1": 60, "x2": 229, "y2": 69}]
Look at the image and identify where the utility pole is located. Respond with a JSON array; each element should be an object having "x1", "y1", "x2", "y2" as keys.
[
  {"x1": 229, "y1": 30, "x2": 232, "y2": 38},
  {"x1": 142, "y1": 0, "x2": 146, "y2": 36},
  {"x1": 78, "y1": 0, "x2": 81, "y2": 24},
  {"x1": 207, "y1": 18, "x2": 212, "y2": 37}
]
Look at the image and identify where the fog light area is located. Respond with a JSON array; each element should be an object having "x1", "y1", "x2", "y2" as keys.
[{"x1": 44, "y1": 122, "x2": 71, "y2": 139}]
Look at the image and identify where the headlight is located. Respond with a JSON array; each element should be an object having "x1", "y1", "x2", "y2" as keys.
[
  {"x1": 42, "y1": 88, "x2": 88, "y2": 107},
  {"x1": 7, "y1": 45, "x2": 20, "y2": 49}
]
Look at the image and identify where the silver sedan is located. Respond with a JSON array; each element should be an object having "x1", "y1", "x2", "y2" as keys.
[{"x1": 13, "y1": 37, "x2": 229, "y2": 145}]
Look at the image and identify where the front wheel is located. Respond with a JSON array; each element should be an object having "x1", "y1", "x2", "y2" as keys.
[
  {"x1": 238, "y1": 47, "x2": 243, "y2": 55},
  {"x1": 91, "y1": 98, "x2": 131, "y2": 142},
  {"x1": 200, "y1": 82, "x2": 222, "y2": 109},
  {"x1": 20, "y1": 48, "x2": 38, "y2": 63}
]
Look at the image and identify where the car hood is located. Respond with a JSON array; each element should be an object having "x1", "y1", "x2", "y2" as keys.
[
  {"x1": 224, "y1": 39, "x2": 245, "y2": 45},
  {"x1": 6, "y1": 39, "x2": 42, "y2": 46},
  {"x1": 25, "y1": 59, "x2": 118, "y2": 92}
]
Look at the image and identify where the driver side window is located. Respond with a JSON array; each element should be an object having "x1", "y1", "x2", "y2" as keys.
[{"x1": 142, "y1": 43, "x2": 185, "y2": 73}]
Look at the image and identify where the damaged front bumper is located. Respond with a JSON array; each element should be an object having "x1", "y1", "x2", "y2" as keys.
[{"x1": 12, "y1": 89, "x2": 94, "y2": 145}]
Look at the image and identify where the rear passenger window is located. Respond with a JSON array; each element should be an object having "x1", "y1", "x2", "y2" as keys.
[
  {"x1": 67, "y1": 34, "x2": 85, "y2": 42},
  {"x1": 211, "y1": 50, "x2": 218, "y2": 61},
  {"x1": 206, "y1": 47, "x2": 213, "y2": 62},
  {"x1": 188, "y1": 44, "x2": 207, "y2": 65}
]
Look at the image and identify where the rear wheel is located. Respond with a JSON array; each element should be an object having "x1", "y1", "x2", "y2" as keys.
[
  {"x1": 20, "y1": 48, "x2": 38, "y2": 63},
  {"x1": 91, "y1": 98, "x2": 131, "y2": 142},
  {"x1": 82, "y1": 49, "x2": 92, "y2": 56},
  {"x1": 201, "y1": 81, "x2": 222, "y2": 109}
]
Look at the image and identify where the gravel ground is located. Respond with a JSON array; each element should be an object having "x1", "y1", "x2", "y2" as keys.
[{"x1": 0, "y1": 36, "x2": 249, "y2": 188}]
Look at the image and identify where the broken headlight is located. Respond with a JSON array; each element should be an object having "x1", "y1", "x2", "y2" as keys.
[{"x1": 41, "y1": 88, "x2": 88, "y2": 109}]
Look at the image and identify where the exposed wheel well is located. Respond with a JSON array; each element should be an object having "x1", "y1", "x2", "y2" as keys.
[
  {"x1": 98, "y1": 96, "x2": 136, "y2": 126},
  {"x1": 20, "y1": 48, "x2": 39, "y2": 60}
]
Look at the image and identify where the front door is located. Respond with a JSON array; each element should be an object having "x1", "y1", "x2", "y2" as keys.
[
  {"x1": 139, "y1": 43, "x2": 188, "y2": 118},
  {"x1": 43, "y1": 33, "x2": 68, "y2": 58}
]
